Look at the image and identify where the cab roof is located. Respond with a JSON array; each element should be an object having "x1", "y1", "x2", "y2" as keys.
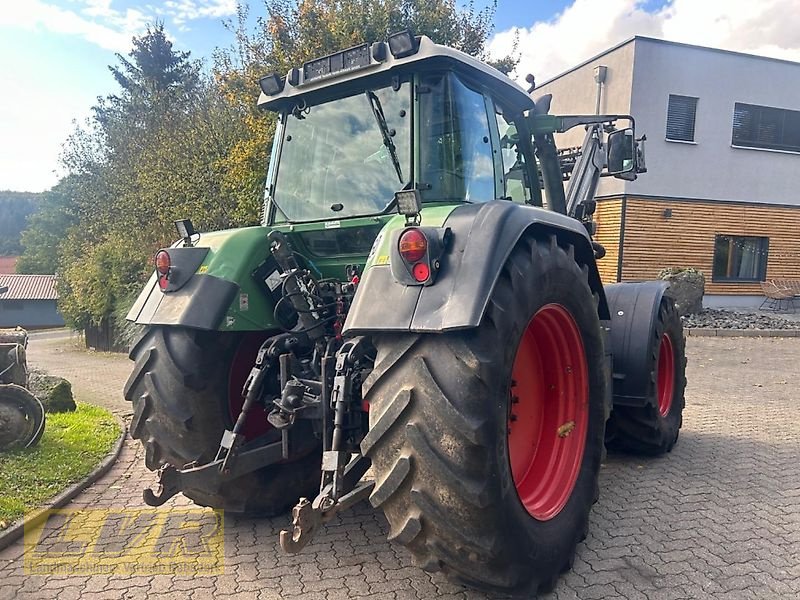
[{"x1": 257, "y1": 35, "x2": 534, "y2": 114}]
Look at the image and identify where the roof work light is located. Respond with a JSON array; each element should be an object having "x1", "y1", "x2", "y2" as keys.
[{"x1": 388, "y1": 30, "x2": 419, "y2": 58}]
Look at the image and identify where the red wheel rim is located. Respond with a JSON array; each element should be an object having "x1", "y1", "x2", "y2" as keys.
[
  {"x1": 228, "y1": 332, "x2": 274, "y2": 440},
  {"x1": 509, "y1": 304, "x2": 589, "y2": 521},
  {"x1": 657, "y1": 333, "x2": 675, "y2": 417}
]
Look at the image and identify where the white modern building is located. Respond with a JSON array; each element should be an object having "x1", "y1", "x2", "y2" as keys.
[{"x1": 535, "y1": 36, "x2": 800, "y2": 304}]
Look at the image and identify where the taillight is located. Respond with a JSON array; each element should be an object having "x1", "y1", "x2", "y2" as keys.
[
  {"x1": 398, "y1": 228, "x2": 427, "y2": 262},
  {"x1": 412, "y1": 262, "x2": 430, "y2": 282},
  {"x1": 392, "y1": 226, "x2": 449, "y2": 287},
  {"x1": 155, "y1": 250, "x2": 171, "y2": 290}
]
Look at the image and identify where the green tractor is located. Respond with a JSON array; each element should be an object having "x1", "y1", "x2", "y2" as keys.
[{"x1": 125, "y1": 31, "x2": 686, "y2": 596}]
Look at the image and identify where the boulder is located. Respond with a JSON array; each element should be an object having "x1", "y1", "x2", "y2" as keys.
[
  {"x1": 27, "y1": 370, "x2": 76, "y2": 413},
  {"x1": 659, "y1": 267, "x2": 705, "y2": 316}
]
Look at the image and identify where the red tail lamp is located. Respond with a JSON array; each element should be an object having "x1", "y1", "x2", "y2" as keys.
[
  {"x1": 155, "y1": 250, "x2": 171, "y2": 290},
  {"x1": 412, "y1": 262, "x2": 430, "y2": 282},
  {"x1": 398, "y1": 228, "x2": 427, "y2": 262}
]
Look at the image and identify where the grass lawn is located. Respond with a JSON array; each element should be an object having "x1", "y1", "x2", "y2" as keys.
[{"x1": 0, "y1": 402, "x2": 121, "y2": 529}]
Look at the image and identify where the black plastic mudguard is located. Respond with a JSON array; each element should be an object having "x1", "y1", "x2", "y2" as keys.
[
  {"x1": 604, "y1": 281, "x2": 669, "y2": 406},
  {"x1": 344, "y1": 201, "x2": 609, "y2": 334},
  {"x1": 126, "y1": 263, "x2": 238, "y2": 332}
]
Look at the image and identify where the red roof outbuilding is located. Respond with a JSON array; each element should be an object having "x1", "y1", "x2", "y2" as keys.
[
  {"x1": 0, "y1": 274, "x2": 59, "y2": 300},
  {"x1": 0, "y1": 257, "x2": 18, "y2": 274}
]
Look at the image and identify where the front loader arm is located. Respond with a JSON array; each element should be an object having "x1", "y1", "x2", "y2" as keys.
[{"x1": 527, "y1": 112, "x2": 646, "y2": 223}]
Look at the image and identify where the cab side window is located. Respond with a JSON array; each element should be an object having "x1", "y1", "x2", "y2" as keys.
[
  {"x1": 418, "y1": 73, "x2": 495, "y2": 203},
  {"x1": 495, "y1": 109, "x2": 532, "y2": 204}
]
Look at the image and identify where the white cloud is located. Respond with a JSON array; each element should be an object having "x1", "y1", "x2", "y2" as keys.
[
  {"x1": 490, "y1": 0, "x2": 800, "y2": 84},
  {"x1": 0, "y1": 1, "x2": 237, "y2": 192},
  {"x1": 0, "y1": 1, "x2": 148, "y2": 52},
  {"x1": 162, "y1": 0, "x2": 237, "y2": 26},
  {"x1": 0, "y1": 1, "x2": 237, "y2": 52}
]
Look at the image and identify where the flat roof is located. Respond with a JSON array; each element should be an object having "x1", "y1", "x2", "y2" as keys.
[{"x1": 537, "y1": 35, "x2": 800, "y2": 88}]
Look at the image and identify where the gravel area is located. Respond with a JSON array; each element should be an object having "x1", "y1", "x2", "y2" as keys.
[{"x1": 682, "y1": 308, "x2": 800, "y2": 330}]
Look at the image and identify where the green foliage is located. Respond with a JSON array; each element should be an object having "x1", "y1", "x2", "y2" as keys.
[
  {"x1": 51, "y1": 25, "x2": 249, "y2": 329},
  {"x1": 0, "y1": 402, "x2": 120, "y2": 527},
  {"x1": 0, "y1": 191, "x2": 40, "y2": 257},
  {"x1": 19, "y1": 3, "x2": 513, "y2": 337},
  {"x1": 57, "y1": 234, "x2": 152, "y2": 330},
  {"x1": 16, "y1": 179, "x2": 80, "y2": 274}
]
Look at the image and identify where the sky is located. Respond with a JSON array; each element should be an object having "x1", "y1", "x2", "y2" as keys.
[{"x1": 1, "y1": 0, "x2": 800, "y2": 193}]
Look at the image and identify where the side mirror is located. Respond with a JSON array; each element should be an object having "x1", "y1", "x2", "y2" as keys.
[{"x1": 607, "y1": 128, "x2": 636, "y2": 176}]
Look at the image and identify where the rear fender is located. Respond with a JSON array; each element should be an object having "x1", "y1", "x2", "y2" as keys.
[
  {"x1": 126, "y1": 227, "x2": 281, "y2": 331},
  {"x1": 604, "y1": 281, "x2": 669, "y2": 406},
  {"x1": 344, "y1": 201, "x2": 609, "y2": 334}
]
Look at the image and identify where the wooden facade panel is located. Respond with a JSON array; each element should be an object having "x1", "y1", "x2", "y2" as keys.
[
  {"x1": 594, "y1": 199, "x2": 622, "y2": 284},
  {"x1": 620, "y1": 198, "x2": 800, "y2": 295}
]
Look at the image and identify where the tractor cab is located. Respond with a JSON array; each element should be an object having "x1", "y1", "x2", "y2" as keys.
[
  {"x1": 257, "y1": 31, "x2": 644, "y2": 229},
  {"x1": 257, "y1": 32, "x2": 539, "y2": 226}
]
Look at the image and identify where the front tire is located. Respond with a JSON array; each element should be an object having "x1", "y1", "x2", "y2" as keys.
[
  {"x1": 361, "y1": 235, "x2": 607, "y2": 595},
  {"x1": 606, "y1": 297, "x2": 686, "y2": 455},
  {"x1": 124, "y1": 326, "x2": 321, "y2": 515}
]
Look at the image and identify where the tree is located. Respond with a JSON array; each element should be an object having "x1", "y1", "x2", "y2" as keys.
[
  {"x1": 45, "y1": 26, "x2": 225, "y2": 330},
  {"x1": 0, "y1": 191, "x2": 40, "y2": 257},
  {"x1": 16, "y1": 180, "x2": 78, "y2": 274}
]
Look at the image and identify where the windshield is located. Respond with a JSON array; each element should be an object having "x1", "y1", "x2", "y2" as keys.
[{"x1": 271, "y1": 81, "x2": 411, "y2": 222}]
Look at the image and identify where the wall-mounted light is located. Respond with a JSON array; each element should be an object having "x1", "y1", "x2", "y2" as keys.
[
  {"x1": 594, "y1": 65, "x2": 607, "y2": 115},
  {"x1": 663, "y1": 208, "x2": 673, "y2": 219},
  {"x1": 593, "y1": 65, "x2": 608, "y2": 84}
]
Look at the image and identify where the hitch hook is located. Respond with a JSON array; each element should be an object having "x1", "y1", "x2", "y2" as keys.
[
  {"x1": 279, "y1": 496, "x2": 324, "y2": 553},
  {"x1": 142, "y1": 465, "x2": 181, "y2": 507},
  {"x1": 279, "y1": 478, "x2": 374, "y2": 554}
]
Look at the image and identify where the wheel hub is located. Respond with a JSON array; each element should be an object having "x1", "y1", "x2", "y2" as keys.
[
  {"x1": 508, "y1": 304, "x2": 589, "y2": 521},
  {"x1": 657, "y1": 333, "x2": 675, "y2": 417},
  {"x1": 228, "y1": 333, "x2": 275, "y2": 440}
]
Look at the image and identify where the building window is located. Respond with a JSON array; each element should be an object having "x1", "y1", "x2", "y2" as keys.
[
  {"x1": 666, "y1": 94, "x2": 698, "y2": 142},
  {"x1": 732, "y1": 102, "x2": 800, "y2": 152},
  {"x1": 712, "y1": 235, "x2": 769, "y2": 282}
]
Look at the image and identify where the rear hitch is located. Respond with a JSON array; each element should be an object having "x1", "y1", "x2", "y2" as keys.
[
  {"x1": 280, "y1": 454, "x2": 373, "y2": 553},
  {"x1": 280, "y1": 338, "x2": 373, "y2": 553},
  {"x1": 142, "y1": 439, "x2": 291, "y2": 507}
]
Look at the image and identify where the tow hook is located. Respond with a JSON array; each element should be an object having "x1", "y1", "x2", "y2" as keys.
[
  {"x1": 279, "y1": 476, "x2": 374, "y2": 553},
  {"x1": 143, "y1": 465, "x2": 182, "y2": 506}
]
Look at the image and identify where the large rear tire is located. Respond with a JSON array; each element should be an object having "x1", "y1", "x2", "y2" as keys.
[
  {"x1": 361, "y1": 235, "x2": 607, "y2": 595},
  {"x1": 124, "y1": 326, "x2": 321, "y2": 515},
  {"x1": 606, "y1": 297, "x2": 686, "y2": 455}
]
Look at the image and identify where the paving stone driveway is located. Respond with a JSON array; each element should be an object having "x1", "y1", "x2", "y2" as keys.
[{"x1": 1, "y1": 334, "x2": 799, "y2": 599}]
